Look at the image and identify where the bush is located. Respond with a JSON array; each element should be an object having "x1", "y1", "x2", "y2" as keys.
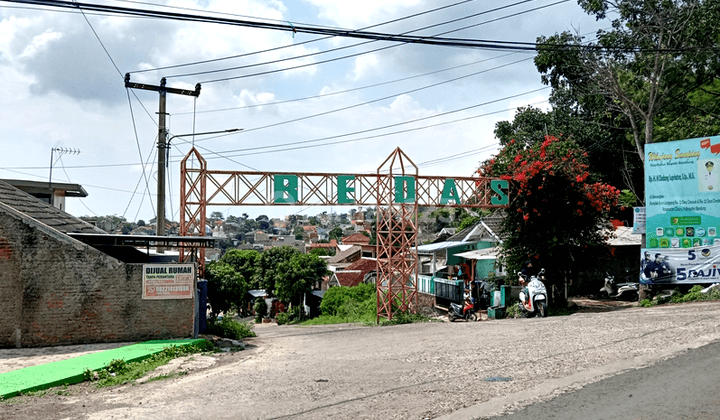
[
  {"x1": 321, "y1": 283, "x2": 375, "y2": 316},
  {"x1": 639, "y1": 298, "x2": 656, "y2": 307},
  {"x1": 253, "y1": 299, "x2": 268, "y2": 323},
  {"x1": 506, "y1": 302, "x2": 521, "y2": 318},
  {"x1": 275, "y1": 312, "x2": 291, "y2": 325},
  {"x1": 378, "y1": 311, "x2": 432, "y2": 326},
  {"x1": 206, "y1": 317, "x2": 256, "y2": 340}
]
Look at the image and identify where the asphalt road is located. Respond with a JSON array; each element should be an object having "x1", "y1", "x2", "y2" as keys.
[
  {"x1": 478, "y1": 340, "x2": 720, "y2": 420},
  {"x1": 3, "y1": 300, "x2": 720, "y2": 420}
]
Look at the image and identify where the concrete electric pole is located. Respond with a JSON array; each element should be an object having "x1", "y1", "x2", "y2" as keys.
[{"x1": 124, "y1": 74, "x2": 200, "y2": 243}]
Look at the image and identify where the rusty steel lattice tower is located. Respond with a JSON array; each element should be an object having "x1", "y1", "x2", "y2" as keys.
[
  {"x1": 375, "y1": 148, "x2": 418, "y2": 320},
  {"x1": 179, "y1": 148, "x2": 208, "y2": 273},
  {"x1": 179, "y1": 147, "x2": 509, "y2": 320}
]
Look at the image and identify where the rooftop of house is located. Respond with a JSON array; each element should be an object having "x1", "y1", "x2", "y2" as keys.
[
  {"x1": 344, "y1": 257, "x2": 376, "y2": 273},
  {"x1": 0, "y1": 178, "x2": 88, "y2": 198},
  {"x1": 331, "y1": 270, "x2": 365, "y2": 287},
  {"x1": 307, "y1": 239, "x2": 338, "y2": 249},
  {"x1": 342, "y1": 232, "x2": 370, "y2": 244},
  {"x1": 328, "y1": 244, "x2": 362, "y2": 264},
  {"x1": 0, "y1": 179, "x2": 103, "y2": 235}
]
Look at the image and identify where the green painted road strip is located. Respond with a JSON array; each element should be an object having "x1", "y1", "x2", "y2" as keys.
[{"x1": 0, "y1": 339, "x2": 204, "y2": 399}]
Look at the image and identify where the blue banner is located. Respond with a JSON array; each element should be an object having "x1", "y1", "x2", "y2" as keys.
[{"x1": 644, "y1": 136, "x2": 720, "y2": 283}]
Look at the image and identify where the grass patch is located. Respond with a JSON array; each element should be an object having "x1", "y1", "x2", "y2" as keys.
[
  {"x1": 641, "y1": 285, "x2": 720, "y2": 307},
  {"x1": 376, "y1": 312, "x2": 435, "y2": 326},
  {"x1": 84, "y1": 340, "x2": 215, "y2": 388},
  {"x1": 302, "y1": 311, "x2": 376, "y2": 326},
  {"x1": 206, "y1": 317, "x2": 256, "y2": 340}
]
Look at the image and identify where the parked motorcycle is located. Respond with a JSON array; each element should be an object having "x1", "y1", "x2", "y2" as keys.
[
  {"x1": 599, "y1": 272, "x2": 639, "y2": 301},
  {"x1": 448, "y1": 302, "x2": 477, "y2": 322},
  {"x1": 474, "y1": 280, "x2": 493, "y2": 310},
  {"x1": 518, "y1": 269, "x2": 548, "y2": 318}
]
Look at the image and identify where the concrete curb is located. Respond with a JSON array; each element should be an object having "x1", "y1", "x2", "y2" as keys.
[{"x1": 0, "y1": 339, "x2": 204, "y2": 399}]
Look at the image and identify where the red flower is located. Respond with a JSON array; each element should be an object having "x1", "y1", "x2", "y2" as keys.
[{"x1": 523, "y1": 214, "x2": 529, "y2": 221}]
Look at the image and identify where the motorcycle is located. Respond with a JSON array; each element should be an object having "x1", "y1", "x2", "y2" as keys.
[
  {"x1": 448, "y1": 302, "x2": 477, "y2": 322},
  {"x1": 518, "y1": 268, "x2": 548, "y2": 318},
  {"x1": 599, "y1": 272, "x2": 639, "y2": 301}
]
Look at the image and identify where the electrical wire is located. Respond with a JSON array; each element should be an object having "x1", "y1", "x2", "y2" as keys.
[
  {"x1": 175, "y1": 51, "x2": 520, "y2": 115},
  {"x1": 193, "y1": 56, "x2": 535, "y2": 141},
  {"x1": 190, "y1": 101, "x2": 549, "y2": 167},
  {"x1": 189, "y1": 88, "x2": 550, "y2": 159},
  {"x1": 123, "y1": 88, "x2": 157, "y2": 219},
  {"x1": 165, "y1": 0, "x2": 541, "y2": 80},
  {"x1": 194, "y1": 1, "x2": 572, "y2": 84},
  {"x1": 129, "y1": 0, "x2": 482, "y2": 75},
  {"x1": 6, "y1": 0, "x2": 694, "y2": 55}
]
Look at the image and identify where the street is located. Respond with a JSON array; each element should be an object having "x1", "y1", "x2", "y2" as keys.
[
  {"x1": 475, "y1": 340, "x2": 720, "y2": 420},
  {"x1": 3, "y1": 301, "x2": 720, "y2": 420}
]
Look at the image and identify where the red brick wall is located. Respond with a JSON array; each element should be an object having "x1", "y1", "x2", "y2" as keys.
[{"x1": 0, "y1": 204, "x2": 195, "y2": 348}]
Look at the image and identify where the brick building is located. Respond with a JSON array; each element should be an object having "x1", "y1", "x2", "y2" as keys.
[{"x1": 0, "y1": 180, "x2": 199, "y2": 348}]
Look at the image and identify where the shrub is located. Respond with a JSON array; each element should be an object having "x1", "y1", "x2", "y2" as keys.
[
  {"x1": 639, "y1": 298, "x2": 656, "y2": 307},
  {"x1": 275, "y1": 312, "x2": 290, "y2": 325},
  {"x1": 321, "y1": 283, "x2": 375, "y2": 316},
  {"x1": 253, "y1": 299, "x2": 268, "y2": 323},
  {"x1": 378, "y1": 311, "x2": 432, "y2": 326},
  {"x1": 206, "y1": 317, "x2": 256, "y2": 340}
]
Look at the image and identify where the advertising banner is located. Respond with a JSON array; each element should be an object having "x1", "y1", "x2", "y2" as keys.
[
  {"x1": 142, "y1": 264, "x2": 195, "y2": 299},
  {"x1": 640, "y1": 246, "x2": 720, "y2": 284},
  {"x1": 644, "y1": 135, "x2": 720, "y2": 283},
  {"x1": 632, "y1": 207, "x2": 646, "y2": 234}
]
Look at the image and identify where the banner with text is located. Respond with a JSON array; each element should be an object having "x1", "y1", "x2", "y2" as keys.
[
  {"x1": 644, "y1": 135, "x2": 720, "y2": 283},
  {"x1": 142, "y1": 264, "x2": 195, "y2": 299},
  {"x1": 640, "y1": 246, "x2": 720, "y2": 284}
]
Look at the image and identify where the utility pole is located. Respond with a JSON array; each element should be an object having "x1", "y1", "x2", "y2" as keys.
[{"x1": 124, "y1": 74, "x2": 200, "y2": 245}]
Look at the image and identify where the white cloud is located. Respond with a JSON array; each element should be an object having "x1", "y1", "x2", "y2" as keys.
[
  {"x1": 0, "y1": 0, "x2": 609, "y2": 222},
  {"x1": 301, "y1": 0, "x2": 421, "y2": 28}
]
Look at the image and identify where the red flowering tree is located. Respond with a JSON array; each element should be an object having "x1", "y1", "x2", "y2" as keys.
[{"x1": 480, "y1": 136, "x2": 620, "y2": 299}]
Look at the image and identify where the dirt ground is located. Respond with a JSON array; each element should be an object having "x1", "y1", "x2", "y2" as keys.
[{"x1": 3, "y1": 299, "x2": 720, "y2": 420}]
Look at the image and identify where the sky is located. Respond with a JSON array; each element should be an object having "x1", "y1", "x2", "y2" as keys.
[{"x1": 0, "y1": 0, "x2": 610, "y2": 223}]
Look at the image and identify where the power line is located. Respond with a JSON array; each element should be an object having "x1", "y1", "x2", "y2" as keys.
[
  {"x1": 175, "y1": 52, "x2": 520, "y2": 115},
  {"x1": 194, "y1": 0, "x2": 572, "y2": 84},
  {"x1": 0, "y1": 93, "x2": 548, "y2": 172},
  {"x1": 192, "y1": 55, "x2": 535, "y2": 140},
  {"x1": 200, "y1": 96, "x2": 551, "y2": 161},
  {"x1": 165, "y1": 0, "x2": 540, "y2": 80},
  {"x1": 5, "y1": 0, "x2": 691, "y2": 56},
  {"x1": 129, "y1": 0, "x2": 482, "y2": 75}
]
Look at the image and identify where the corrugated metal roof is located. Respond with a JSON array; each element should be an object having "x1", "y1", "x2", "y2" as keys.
[
  {"x1": 454, "y1": 247, "x2": 499, "y2": 260},
  {"x1": 0, "y1": 179, "x2": 104, "y2": 234},
  {"x1": 417, "y1": 241, "x2": 466, "y2": 252}
]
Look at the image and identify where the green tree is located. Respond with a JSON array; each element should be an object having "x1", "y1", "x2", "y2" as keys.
[
  {"x1": 208, "y1": 211, "x2": 225, "y2": 225},
  {"x1": 536, "y1": 0, "x2": 720, "y2": 164},
  {"x1": 205, "y1": 262, "x2": 246, "y2": 318},
  {"x1": 481, "y1": 135, "x2": 620, "y2": 300},
  {"x1": 328, "y1": 226, "x2": 343, "y2": 241},
  {"x1": 294, "y1": 225, "x2": 305, "y2": 240},
  {"x1": 274, "y1": 253, "x2": 328, "y2": 306},
  {"x1": 220, "y1": 249, "x2": 260, "y2": 288},
  {"x1": 206, "y1": 249, "x2": 260, "y2": 316},
  {"x1": 493, "y1": 103, "x2": 643, "y2": 203},
  {"x1": 253, "y1": 246, "x2": 300, "y2": 296},
  {"x1": 309, "y1": 247, "x2": 335, "y2": 257}
]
